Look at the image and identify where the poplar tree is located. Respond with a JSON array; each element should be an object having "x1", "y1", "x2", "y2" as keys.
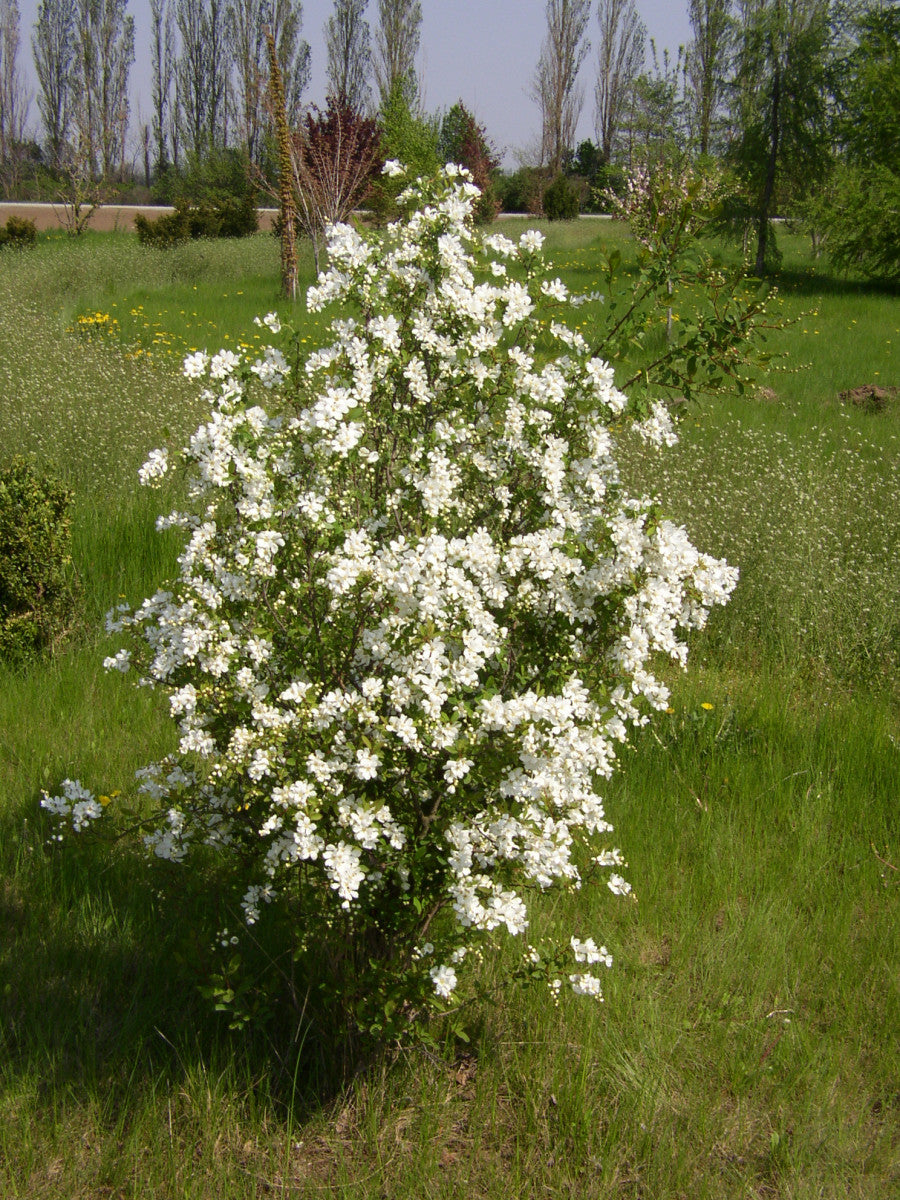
[
  {"x1": 533, "y1": 0, "x2": 591, "y2": 174},
  {"x1": 229, "y1": 0, "x2": 310, "y2": 164},
  {"x1": 71, "y1": 0, "x2": 134, "y2": 180},
  {"x1": 150, "y1": 0, "x2": 176, "y2": 173},
  {"x1": 373, "y1": 0, "x2": 421, "y2": 108},
  {"x1": 594, "y1": 0, "x2": 645, "y2": 163},
  {"x1": 325, "y1": 0, "x2": 371, "y2": 110},
  {"x1": 686, "y1": 0, "x2": 732, "y2": 155},
  {"x1": 0, "y1": 0, "x2": 28, "y2": 174},
  {"x1": 32, "y1": 0, "x2": 76, "y2": 167},
  {"x1": 175, "y1": 0, "x2": 230, "y2": 158}
]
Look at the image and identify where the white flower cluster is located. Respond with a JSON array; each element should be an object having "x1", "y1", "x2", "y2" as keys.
[
  {"x1": 40, "y1": 778, "x2": 104, "y2": 833},
  {"x1": 44, "y1": 166, "x2": 737, "y2": 1016}
]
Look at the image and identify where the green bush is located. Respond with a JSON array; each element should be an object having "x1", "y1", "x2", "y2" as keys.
[
  {"x1": 134, "y1": 208, "x2": 191, "y2": 248},
  {"x1": 368, "y1": 81, "x2": 440, "y2": 225},
  {"x1": 590, "y1": 163, "x2": 627, "y2": 213},
  {"x1": 819, "y1": 165, "x2": 900, "y2": 284},
  {"x1": 0, "y1": 215, "x2": 38, "y2": 249},
  {"x1": 0, "y1": 458, "x2": 78, "y2": 663},
  {"x1": 543, "y1": 173, "x2": 580, "y2": 221},
  {"x1": 495, "y1": 167, "x2": 544, "y2": 214},
  {"x1": 208, "y1": 194, "x2": 259, "y2": 238},
  {"x1": 135, "y1": 197, "x2": 258, "y2": 248}
]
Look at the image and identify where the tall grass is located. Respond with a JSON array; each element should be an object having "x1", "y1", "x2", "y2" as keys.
[{"x1": 0, "y1": 223, "x2": 898, "y2": 1198}]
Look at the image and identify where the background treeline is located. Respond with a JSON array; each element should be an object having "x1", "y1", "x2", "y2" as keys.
[{"x1": 0, "y1": 0, "x2": 898, "y2": 280}]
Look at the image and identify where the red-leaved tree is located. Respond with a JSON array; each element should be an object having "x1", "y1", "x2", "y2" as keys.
[{"x1": 290, "y1": 100, "x2": 382, "y2": 272}]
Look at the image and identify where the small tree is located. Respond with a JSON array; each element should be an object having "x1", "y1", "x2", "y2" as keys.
[
  {"x1": 266, "y1": 27, "x2": 298, "y2": 301},
  {"x1": 367, "y1": 77, "x2": 438, "y2": 222},
  {"x1": 727, "y1": 0, "x2": 835, "y2": 276},
  {"x1": 438, "y1": 101, "x2": 500, "y2": 223},
  {"x1": 815, "y1": 4, "x2": 900, "y2": 282},
  {"x1": 290, "y1": 100, "x2": 381, "y2": 271},
  {"x1": 53, "y1": 142, "x2": 106, "y2": 234}
]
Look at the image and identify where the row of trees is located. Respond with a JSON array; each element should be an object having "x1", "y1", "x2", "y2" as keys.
[
  {"x1": 0, "y1": 0, "x2": 427, "y2": 188},
  {"x1": 530, "y1": 0, "x2": 899, "y2": 278},
  {"x1": 1, "y1": 0, "x2": 896, "y2": 280}
]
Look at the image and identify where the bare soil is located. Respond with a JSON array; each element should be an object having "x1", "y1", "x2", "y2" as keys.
[{"x1": 0, "y1": 202, "x2": 278, "y2": 233}]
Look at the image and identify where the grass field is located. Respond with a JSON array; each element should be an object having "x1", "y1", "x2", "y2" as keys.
[{"x1": 0, "y1": 218, "x2": 898, "y2": 1198}]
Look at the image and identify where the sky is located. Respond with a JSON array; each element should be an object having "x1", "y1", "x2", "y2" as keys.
[{"x1": 14, "y1": 1, "x2": 694, "y2": 167}]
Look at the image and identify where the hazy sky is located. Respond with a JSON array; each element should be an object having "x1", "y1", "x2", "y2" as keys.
[{"x1": 16, "y1": 0, "x2": 693, "y2": 165}]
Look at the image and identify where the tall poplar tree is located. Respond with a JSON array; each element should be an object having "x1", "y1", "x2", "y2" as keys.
[
  {"x1": 0, "y1": 0, "x2": 28, "y2": 172},
  {"x1": 150, "y1": 0, "x2": 176, "y2": 172},
  {"x1": 533, "y1": 0, "x2": 591, "y2": 173},
  {"x1": 71, "y1": 0, "x2": 134, "y2": 179},
  {"x1": 374, "y1": 0, "x2": 421, "y2": 108},
  {"x1": 325, "y1": 0, "x2": 371, "y2": 110},
  {"x1": 229, "y1": 0, "x2": 309, "y2": 164},
  {"x1": 175, "y1": 0, "x2": 230, "y2": 159},
  {"x1": 686, "y1": 0, "x2": 732, "y2": 155},
  {"x1": 32, "y1": 0, "x2": 76, "y2": 167},
  {"x1": 594, "y1": 0, "x2": 645, "y2": 163}
]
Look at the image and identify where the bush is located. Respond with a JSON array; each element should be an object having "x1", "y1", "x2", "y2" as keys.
[
  {"x1": 0, "y1": 215, "x2": 38, "y2": 249},
  {"x1": 819, "y1": 165, "x2": 900, "y2": 284},
  {"x1": 43, "y1": 167, "x2": 737, "y2": 1054},
  {"x1": 208, "y1": 195, "x2": 259, "y2": 239},
  {"x1": 134, "y1": 208, "x2": 191, "y2": 248},
  {"x1": 0, "y1": 458, "x2": 77, "y2": 663},
  {"x1": 438, "y1": 102, "x2": 501, "y2": 224},
  {"x1": 543, "y1": 173, "x2": 581, "y2": 221},
  {"x1": 590, "y1": 163, "x2": 627, "y2": 213},
  {"x1": 496, "y1": 167, "x2": 545, "y2": 214},
  {"x1": 135, "y1": 197, "x2": 258, "y2": 248},
  {"x1": 367, "y1": 81, "x2": 440, "y2": 224}
]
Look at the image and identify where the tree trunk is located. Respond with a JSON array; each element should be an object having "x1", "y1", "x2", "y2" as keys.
[{"x1": 754, "y1": 43, "x2": 780, "y2": 278}]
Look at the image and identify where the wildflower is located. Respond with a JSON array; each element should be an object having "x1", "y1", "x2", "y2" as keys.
[{"x1": 430, "y1": 964, "x2": 458, "y2": 998}]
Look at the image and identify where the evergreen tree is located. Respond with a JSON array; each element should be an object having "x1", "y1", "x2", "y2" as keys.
[{"x1": 728, "y1": 0, "x2": 835, "y2": 275}]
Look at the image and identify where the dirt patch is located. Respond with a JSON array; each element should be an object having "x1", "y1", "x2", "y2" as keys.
[
  {"x1": 0, "y1": 202, "x2": 278, "y2": 233},
  {"x1": 838, "y1": 384, "x2": 899, "y2": 413}
]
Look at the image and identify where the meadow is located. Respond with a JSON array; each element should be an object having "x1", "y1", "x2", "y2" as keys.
[{"x1": 0, "y1": 218, "x2": 898, "y2": 1198}]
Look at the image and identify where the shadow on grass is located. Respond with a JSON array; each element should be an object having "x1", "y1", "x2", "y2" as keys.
[
  {"x1": 767, "y1": 264, "x2": 900, "y2": 301},
  {"x1": 0, "y1": 808, "x2": 379, "y2": 1122}
]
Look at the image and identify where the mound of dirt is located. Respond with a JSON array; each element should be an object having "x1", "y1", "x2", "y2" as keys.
[{"x1": 838, "y1": 384, "x2": 899, "y2": 413}]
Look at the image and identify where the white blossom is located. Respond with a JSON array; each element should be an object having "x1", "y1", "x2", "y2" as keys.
[{"x1": 42, "y1": 165, "x2": 737, "y2": 1029}]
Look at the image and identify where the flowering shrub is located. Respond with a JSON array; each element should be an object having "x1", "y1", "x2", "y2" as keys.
[{"x1": 42, "y1": 166, "x2": 737, "y2": 1045}]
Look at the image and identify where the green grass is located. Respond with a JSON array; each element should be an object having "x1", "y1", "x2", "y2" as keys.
[{"x1": 1, "y1": 221, "x2": 898, "y2": 1197}]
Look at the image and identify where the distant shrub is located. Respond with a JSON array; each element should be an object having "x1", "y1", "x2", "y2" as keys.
[
  {"x1": 135, "y1": 209, "x2": 190, "y2": 248},
  {"x1": 590, "y1": 164, "x2": 627, "y2": 213},
  {"x1": 0, "y1": 458, "x2": 78, "y2": 663},
  {"x1": 0, "y1": 215, "x2": 38, "y2": 248},
  {"x1": 496, "y1": 167, "x2": 545, "y2": 214},
  {"x1": 212, "y1": 195, "x2": 259, "y2": 238},
  {"x1": 543, "y1": 173, "x2": 580, "y2": 221},
  {"x1": 135, "y1": 197, "x2": 258, "y2": 248}
]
